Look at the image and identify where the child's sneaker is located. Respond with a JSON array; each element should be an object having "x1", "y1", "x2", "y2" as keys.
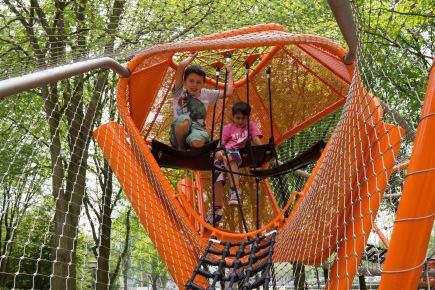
[
  {"x1": 228, "y1": 188, "x2": 240, "y2": 206},
  {"x1": 206, "y1": 208, "x2": 223, "y2": 225}
]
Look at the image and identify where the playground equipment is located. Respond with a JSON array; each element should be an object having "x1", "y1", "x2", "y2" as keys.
[
  {"x1": 0, "y1": 0, "x2": 433, "y2": 289},
  {"x1": 90, "y1": 23, "x2": 434, "y2": 289}
]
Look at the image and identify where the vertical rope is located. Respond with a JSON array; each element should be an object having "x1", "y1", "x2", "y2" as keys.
[
  {"x1": 210, "y1": 67, "x2": 220, "y2": 227},
  {"x1": 267, "y1": 66, "x2": 274, "y2": 144},
  {"x1": 218, "y1": 68, "x2": 229, "y2": 144},
  {"x1": 245, "y1": 63, "x2": 251, "y2": 146},
  {"x1": 210, "y1": 67, "x2": 220, "y2": 139},
  {"x1": 256, "y1": 177, "x2": 260, "y2": 230},
  {"x1": 222, "y1": 149, "x2": 249, "y2": 233}
]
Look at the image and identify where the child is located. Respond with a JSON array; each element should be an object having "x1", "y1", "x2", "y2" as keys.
[
  {"x1": 206, "y1": 102, "x2": 263, "y2": 224},
  {"x1": 170, "y1": 52, "x2": 234, "y2": 150}
]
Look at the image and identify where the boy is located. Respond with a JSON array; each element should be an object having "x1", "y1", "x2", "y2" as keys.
[
  {"x1": 207, "y1": 102, "x2": 263, "y2": 225},
  {"x1": 170, "y1": 52, "x2": 234, "y2": 150}
]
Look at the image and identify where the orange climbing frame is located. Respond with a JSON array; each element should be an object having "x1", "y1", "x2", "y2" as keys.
[{"x1": 92, "y1": 24, "x2": 423, "y2": 288}]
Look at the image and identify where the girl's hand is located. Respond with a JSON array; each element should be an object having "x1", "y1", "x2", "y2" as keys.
[{"x1": 214, "y1": 150, "x2": 225, "y2": 161}]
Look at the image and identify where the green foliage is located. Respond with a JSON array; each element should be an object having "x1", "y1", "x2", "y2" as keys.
[
  {"x1": 108, "y1": 208, "x2": 168, "y2": 288},
  {"x1": 355, "y1": 0, "x2": 434, "y2": 125}
]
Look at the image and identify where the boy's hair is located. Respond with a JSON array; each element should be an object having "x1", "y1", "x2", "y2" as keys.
[
  {"x1": 184, "y1": 65, "x2": 206, "y2": 82},
  {"x1": 232, "y1": 102, "x2": 251, "y2": 116}
]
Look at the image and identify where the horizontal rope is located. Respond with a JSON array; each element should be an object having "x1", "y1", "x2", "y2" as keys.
[
  {"x1": 419, "y1": 112, "x2": 435, "y2": 123},
  {"x1": 382, "y1": 258, "x2": 427, "y2": 274},
  {"x1": 394, "y1": 212, "x2": 435, "y2": 223},
  {"x1": 406, "y1": 167, "x2": 435, "y2": 177}
]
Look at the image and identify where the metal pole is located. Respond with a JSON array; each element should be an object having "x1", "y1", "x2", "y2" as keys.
[
  {"x1": 327, "y1": 0, "x2": 358, "y2": 64},
  {"x1": 0, "y1": 57, "x2": 130, "y2": 100}
]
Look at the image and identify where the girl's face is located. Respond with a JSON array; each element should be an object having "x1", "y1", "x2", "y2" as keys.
[
  {"x1": 184, "y1": 73, "x2": 204, "y2": 96},
  {"x1": 233, "y1": 112, "x2": 248, "y2": 128}
]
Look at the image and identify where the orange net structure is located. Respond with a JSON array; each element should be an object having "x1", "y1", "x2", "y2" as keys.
[{"x1": 92, "y1": 24, "x2": 434, "y2": 289}]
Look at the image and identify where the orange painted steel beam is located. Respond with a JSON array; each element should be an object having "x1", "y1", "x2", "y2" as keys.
[
  {"x1": 93, "y1": 122, "x2": 203, "y2": 288},
  {"x1": 143, "y1": 73, "x2": 175, "y2": 138},
  {"x1": 296, "y1": 44, "x2": 352, "y2": 84},
  {"x1": 392, "y1": 160, "x2": 409, "y2": 173},
  {"x1": 250, "y1": 80, "x2": 282, "y2": 140},
  {"x1": 326, "y1": 124, "x2": 403, "y2": 290},
  {"x1": 233, "y1": 46, "x2": 282, "y2": 88},
  {"x1": 194, "y1": 171, "x2": 206, "y2": 235},
  {"x1": 178, "y1": 178, "x2": 196, "y2": 227},
  {"x1": 275, "y1": 98, "x2": 345, "y2": 144},
  {"x1": 379, "y1": 61, "x2": 435, "y2": 290},
  {"x1": 168, "y1": 45, "x2": 282, "y2": 91},
  {"x1": 129, "y1": 58, "x2": 171, "y2": 129},
  {"x1": 127, "y1": 35, "x2": 347, "y2": 75},
  {"x1": 284, "y1": 48, "x2": 348, "y2": 98},
  {"x1": 373, "y1": 223, "x2": 390, "y2": 248},
  {"x1": 176, "y1": 189, "x2": 293, "y2": 243},
  {"x1": 263, "y1": 180, "x2": 281, "y2": 216},
  {"x1": 192, "y1": 23, "x2": 286, "y2": 42}
]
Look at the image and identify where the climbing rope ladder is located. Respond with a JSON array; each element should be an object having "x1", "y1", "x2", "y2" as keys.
[{"x1": 186, "y1": 230, "x2": 277, "y2": 290}]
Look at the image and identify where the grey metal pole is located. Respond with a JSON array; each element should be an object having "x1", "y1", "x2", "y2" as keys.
[
  {"x1": 327, "y1": 0, "x2": 358, "y2": 65},
  {"x1": 0, "y1": 57, "x2": 130, "y2": 100}
]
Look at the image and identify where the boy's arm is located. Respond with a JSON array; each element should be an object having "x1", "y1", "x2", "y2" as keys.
[
  {"x1": 218, "y1": 62, "x2": 234, "y2": 98},
  {"x1": 173, "y1": 52, "x2": 197, "y2": 91}
]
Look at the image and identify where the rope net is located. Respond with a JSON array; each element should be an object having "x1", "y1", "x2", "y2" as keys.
[{"x1": 0, "y1": 0, "x2": 433, "y2": 289}]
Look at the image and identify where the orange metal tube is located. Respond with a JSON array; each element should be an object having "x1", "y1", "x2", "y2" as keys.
[
  {"x1": 379, "y1": 60, "x2": 435, "y2": 290},
  {"x1": 392, "y1": 160, "x2": 409, "y2": 173},
  {"x1": 283, "y1": 48, "x2": 348, "y2": 98},
  {"x1": 143, "y1": 73, "x2": 175, "y2": 138},
  {"x1": 176, "y1": 190, "x2": 293, "y2": 243},
  {"x1": 275, "y1": 98, "x2": 345, "y2": 144},
  {"x1": 126, "y1": 34, "x2": 347, "y2": 86},
  {"x1": 373, "y1": 223, "x2": 390, "y2": 248},
  {"x1": 296, "y1": 43, "x2": 353, "y2": 84},
  {"x1": 263, "y1": 180, "x2": 282, "y2": 216}
]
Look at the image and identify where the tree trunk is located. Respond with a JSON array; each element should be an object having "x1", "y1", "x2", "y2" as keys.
[
  {"x1": 323, "y1": 265, "x2": 329, "y2": 283},
  {"x1": 152, "y1": 279, "x2": 158, "y2": 290},
  {"x1": 51, "y1": 129, "x2": 91, "y2": 289},
  {"x1": 358, "y1": 275, "x2": 367, "y2": 290},
  {"x1": 123, "y1": 256, "x2": 129, "y2": 290},
  {"x1": 51, "y1": 69, "x2": 102, "y2": 289},
  {"x1": 293, "y1": 262, "x2": 306, "y2": 290},
  {"x1": 96, "y1": 161, "x2": 113, "y2": 290}
]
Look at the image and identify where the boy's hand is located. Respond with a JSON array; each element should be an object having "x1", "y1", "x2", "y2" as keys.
[
  {"x1": 224, "y1": 60, "x2": 232, "y2": 72},
  {"x1": 179, "y1": 52, "x2": 198, "y2": 67}
]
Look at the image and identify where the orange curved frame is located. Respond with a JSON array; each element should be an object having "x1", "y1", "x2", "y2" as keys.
[{"x1": 91, "y1": 24, "x2": 427, "y2": 288}]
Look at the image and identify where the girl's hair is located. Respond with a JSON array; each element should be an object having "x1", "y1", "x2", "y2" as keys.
[
  {"x1": 232, "y1": 102, "x2": 251, "y2": 116},
  {"x1": 184, "y1": 65, "x2": 206, "y2": 81}
]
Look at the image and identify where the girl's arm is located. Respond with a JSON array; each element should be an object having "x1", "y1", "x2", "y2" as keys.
[
  {"x1": 173, "y1": 52, "x2": 197, "y2": 90},
  {"x1": 252, "y1": 136, "x2": 262, "y2": 146}
]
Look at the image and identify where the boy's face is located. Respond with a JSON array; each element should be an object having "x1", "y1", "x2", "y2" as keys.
[
  {"x1": 184, "y1": 73, "x2": 204, "y2": 96},
  {"x1": 233, "y1": 112, "x2": 249, "y2": 128}
]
